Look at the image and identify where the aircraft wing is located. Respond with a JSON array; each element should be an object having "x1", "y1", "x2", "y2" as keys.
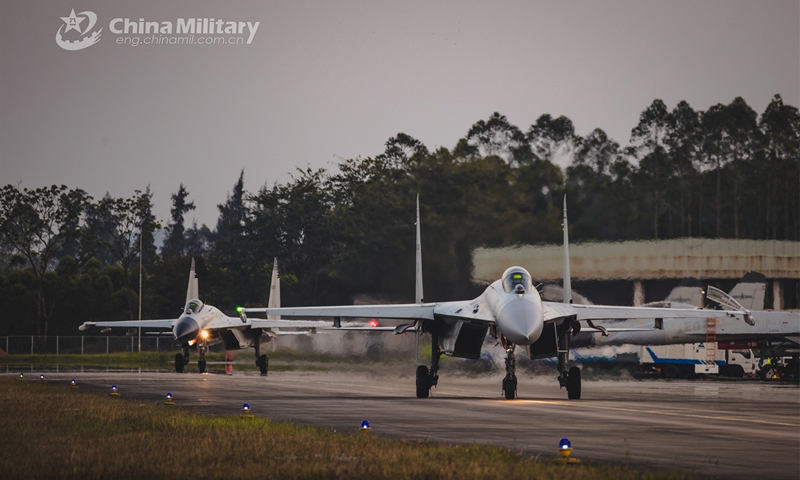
[
  {"x1": 246, "y1": 300, "x2": 495, "y2": 328},
  {"x1": 543, "y1": 301, "x2": 751, "y2": 324},
  {"x1": 244, "y1": 304, "x2": 437, "y2": 321},
  {"x1": 79, "y1": 319, "x2": 175, "y2": 331}
]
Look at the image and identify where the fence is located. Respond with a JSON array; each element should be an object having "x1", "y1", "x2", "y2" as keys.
[{"x1": 1, "y1": 336, "x2": 182, "y2": 355}]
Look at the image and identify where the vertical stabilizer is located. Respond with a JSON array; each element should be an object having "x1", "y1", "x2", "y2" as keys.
[
  {"x1": 665, "y1": 278, "x2": 704, "y2": 307},
  {"x1": 185, "y1": 258, "x2": 199, "y2": 303},
  {"x1": 728, "y1": 272, "x2": 766, "y2": 310},
  {"x1": 562, "y1": 195, "x2": 572, "y2": 304},
  {"x1": 415, "y1": 194, "x2": 424, "y2": 304},
  {"x1": 267, "y1": 257, "x2": 281, "y2": 320}
]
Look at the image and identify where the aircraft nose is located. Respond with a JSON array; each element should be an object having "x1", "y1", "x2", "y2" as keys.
[
  {"x1": 174, "y1": 317, "x2": 200, "y2": 343},
  {"x1": 496, "y1": 297, "x2": 543, "y2": 345}
]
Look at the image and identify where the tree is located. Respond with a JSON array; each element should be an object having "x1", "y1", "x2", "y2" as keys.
[
  {"x1": 161, "y1": 183, "x2": 195, "y2": 258},
  {"x1": 759, "y1": 94, "x2": 800, "y2": 240},
  {"x1": 0, "y1": 185, "x2": 86, "y2": 336},
  {"x1": 702, "y1": 97, "x2": 759, "y2": 237},
  {"x1": 465, "y1": 112, "x2": 532, "y2": 164}
]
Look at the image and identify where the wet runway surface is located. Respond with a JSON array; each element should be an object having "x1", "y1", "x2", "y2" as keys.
[{"x1": 12, "y1": 368, "x2": 800, "y2": 479}]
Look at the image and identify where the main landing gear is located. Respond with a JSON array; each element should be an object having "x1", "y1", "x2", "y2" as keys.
[
  {"x1": 416, "y1": 332, "x2": 440, "y2": 398},
  {"x1": 556, "y1": 329, "x2": 581, "y2": 400},
  {"x1": 175, "y1": 344, "x2": 190, "y2": 373},
  {"x1": 254, "y1": 337, "x2": 269, "y2": 376}
]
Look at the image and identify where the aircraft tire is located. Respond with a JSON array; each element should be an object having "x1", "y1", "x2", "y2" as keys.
[
  {"x1": 567, "y1": 366, "x2": 581, "y2": 400},
  {"x1": 258, "y1": 355, "x2": 269, "y2": 376},
  {"x1": 175, "y1": 354, "x2": 185, "y2": 373},
  {"x1": 415, "y1": 365, "x2": 430, "y2": 398},
  {"x1": 502, "y1": 378, "x2": 516, "y2": 400},
  {"x1": 198, "y1": 360, "x2": 206, "y2": 373}
]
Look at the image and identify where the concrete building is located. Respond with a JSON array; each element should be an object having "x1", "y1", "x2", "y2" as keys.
[{"x1": 473, "y1": 239, "x2": 800, "y2": 309}]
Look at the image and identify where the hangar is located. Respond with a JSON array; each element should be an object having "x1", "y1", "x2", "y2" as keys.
[{"x1": 473, "y1": 239, "x2": 800, "y2": 309}]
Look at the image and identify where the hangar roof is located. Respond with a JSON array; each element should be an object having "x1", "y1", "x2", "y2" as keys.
[{"x1": 473, "y1": 238, "x2": 800, "y2": 282}]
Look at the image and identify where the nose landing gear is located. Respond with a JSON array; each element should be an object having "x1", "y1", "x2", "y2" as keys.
[{"x1": 502, "y1": 344, "x2": 517, "y2": 400}]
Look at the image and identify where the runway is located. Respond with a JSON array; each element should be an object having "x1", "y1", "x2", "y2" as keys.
[{"x1": 13, "y1": 368, "x2": 800, "y2": 479}]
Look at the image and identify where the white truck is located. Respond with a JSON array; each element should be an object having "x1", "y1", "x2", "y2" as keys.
[{"x1": 640, "y1": 342, "x2": 758, "y2": 378}]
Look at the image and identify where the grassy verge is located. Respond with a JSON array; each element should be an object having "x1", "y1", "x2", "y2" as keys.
[{"x1": 1, "y1": 377, "x2": 694, "y2": 480}]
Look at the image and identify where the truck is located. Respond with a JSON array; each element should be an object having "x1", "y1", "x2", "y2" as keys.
[{"x1": 640, "y1": 341, "x2": 758, "y2": 378}]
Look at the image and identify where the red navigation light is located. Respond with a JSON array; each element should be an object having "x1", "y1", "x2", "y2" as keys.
[{"x1": 368, "y1": 319, "x2": 379, "y2": 328}]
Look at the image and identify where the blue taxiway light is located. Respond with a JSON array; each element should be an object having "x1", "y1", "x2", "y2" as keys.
[
  {"x1": 242, "y1": 403, "x2": 250, "y2": 411},
  {"x1": 559, "y1": 438, "x2": 571, "y2": 450},
  {"x1": 360, "y1": 420, "x2": 370, "y2": 430}
]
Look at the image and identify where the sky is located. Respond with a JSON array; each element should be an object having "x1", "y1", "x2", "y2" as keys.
[{"x1": 1, "y1": 0, "x2": 798, "y2": 228}]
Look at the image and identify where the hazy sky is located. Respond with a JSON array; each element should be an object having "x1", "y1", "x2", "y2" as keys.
[{"x1": 1, "y1": 1, "x2": 798, "y2": 228}]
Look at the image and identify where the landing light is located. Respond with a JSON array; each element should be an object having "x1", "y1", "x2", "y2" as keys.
[
  {"x1": 368, "y1": 319, "x2": 379, "y2": 328},
  {"x1": 200, "y1": 330, "x2": 209, "y2": 340}
]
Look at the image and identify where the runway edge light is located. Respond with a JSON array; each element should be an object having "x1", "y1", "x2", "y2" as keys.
[{"x1": 557, "y1": 437, "x2": 580, "y2": 464}]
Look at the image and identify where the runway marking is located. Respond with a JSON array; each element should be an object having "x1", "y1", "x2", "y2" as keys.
[{"x1": 506, "y1": 400, "x2": 799, "y2": 428}]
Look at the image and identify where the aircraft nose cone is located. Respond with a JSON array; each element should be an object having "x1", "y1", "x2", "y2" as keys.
[
  {"x1": 497, "y1": 297, "x2": 543, "y2": 345},
  {"x1": 174, "y1": 317, "x2": 199, "y2": 343}
]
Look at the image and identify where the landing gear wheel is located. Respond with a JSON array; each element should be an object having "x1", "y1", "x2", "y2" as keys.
[
  {"x1": 198, "y1": 359, "x2": 206, "y2": 374},
  {"x1": 502, "y1": 377, "x2": 517, "y2": 400},
  {"x1": 567, "y1": 366, "x2": 581, "y2": 400},
  {"x1": 175, "y1": 353, "x2": 185, "y2": 373},
  {"x1": 258, "y1": 355, "x2": 269, "y2": 376},
  {"x1": 416, "y1": 365, "x2": 431, "y2": 398}
]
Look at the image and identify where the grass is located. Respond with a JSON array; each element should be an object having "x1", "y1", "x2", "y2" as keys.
[{"x1": 0, "y1": 377, "x2": 697, "y2": 480}]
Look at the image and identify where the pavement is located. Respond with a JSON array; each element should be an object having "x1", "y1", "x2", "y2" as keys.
[{"x1": 7, "y1": 365, "x2": 799, "y2": 480}]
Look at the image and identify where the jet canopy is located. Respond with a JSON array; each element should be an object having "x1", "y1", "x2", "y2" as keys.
[
  {"x1": 185, "y1": 300, "x2": 204, "y2": 315},
  {"x1": 501, "y1": 267, "x2": 533, "y2": 294}
]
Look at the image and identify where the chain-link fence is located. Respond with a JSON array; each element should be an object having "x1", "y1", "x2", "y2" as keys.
[{"x1": 1, "y1": 336, "x2": 181, "y2": 355}]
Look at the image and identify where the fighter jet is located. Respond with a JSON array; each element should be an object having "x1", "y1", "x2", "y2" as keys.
[
  {"x1": 584, "y1": 272, "x2": 800, "y2": 366},
  {"x1": 245, "y1": 196, "x2": 753, "y2": 400},
  {"x1": 79, "y1": 258, "x2": 321, "y2": 374}
]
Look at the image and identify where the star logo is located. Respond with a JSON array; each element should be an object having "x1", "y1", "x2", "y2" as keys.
[
  {"x1": 61, "y1": 9, "x2": 86, "y2": 33},
  {"x1": 56, "y1": 9, "x2": 102, "y2": 51}
]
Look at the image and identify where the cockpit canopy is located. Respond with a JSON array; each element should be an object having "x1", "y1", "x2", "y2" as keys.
[
  {"x1": 185, "y1": 300, "x2": 204, "y2": 315},
  {"x1": 501, "y1": 267, "x2": 533, "y2": 294}
]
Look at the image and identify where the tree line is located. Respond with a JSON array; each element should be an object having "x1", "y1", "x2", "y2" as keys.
[{"x1": 1, "y1": 95, "x2": 797, "y2": 337}]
